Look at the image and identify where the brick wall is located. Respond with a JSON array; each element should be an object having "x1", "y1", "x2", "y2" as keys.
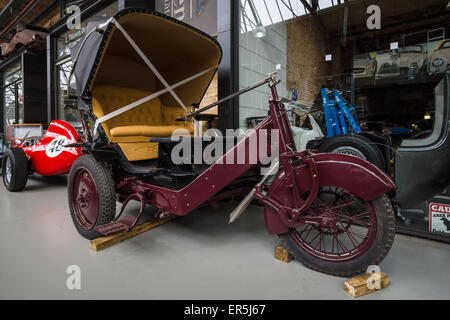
[
  {"x1": 199, "y1": 73, "x2": 218, "y2": 112},
  {"x1": 286, "y1": 17, "x2": 346, "y2": 108},
  {"x1": 195, "y1": 73, "x2": 218, "y2": 135},
  {"x1": 197, "y1": 17, "x2": 348, "y2": 133}
]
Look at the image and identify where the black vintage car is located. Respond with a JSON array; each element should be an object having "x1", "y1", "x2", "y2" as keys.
[
  {"x1": 308, "y1": 74, "x2": 450, "y2": 241},
  {"x1": 393, "y1": 74, "x2": 450, "y2": 240}
]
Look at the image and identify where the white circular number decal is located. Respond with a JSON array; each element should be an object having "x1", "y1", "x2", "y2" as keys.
[{"x1": 46, "y1": 136, "x2": 69, "y2": 158}]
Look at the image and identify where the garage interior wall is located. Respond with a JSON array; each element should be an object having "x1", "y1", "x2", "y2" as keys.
[
  {"x1": 237, "y1": 0, "x2": 450, "y2": 241},
  {"x1": 286, "y1": 16, "x2": 347, "y2": 109},
  {"x1": 239, "y1": 0, "x2": 450, "y2": 122},
  {"x1": 239, "y1": 22, "x2": 289, "y2": 129}
]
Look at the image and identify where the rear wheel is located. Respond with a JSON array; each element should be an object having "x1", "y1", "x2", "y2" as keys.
[
  {"x1": 319, "y1": 134, "x2": 385, "y2": 171},
  {"x1": 278, "y1": 188, "x2": 395, "y2": 277},
  {"x1": 2, "y1": 148, "x2": 28, "y2": 192},
  {"x1": 68, "y1": 154, "x2": 116, "y2": 240}
]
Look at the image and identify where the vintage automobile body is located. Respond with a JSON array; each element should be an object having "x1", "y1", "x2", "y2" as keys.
[
  {"x1": 12, "y1": 28, "x2": 47, "y2": 48},
  {"x1": 353, "y1": 53, "x2": 377, "y2": 78},
  {"x1": 0, "y1": 40, "x2": 17, "y2": 57},
  {"x1": 291, "y1": 74, "x2": 450, "y2": 226},
  {"x1": 376, "y1": 49, "x2": 400, "y2": 78},
  {"x1": 395, "y1": 74, "x2": 450, "y2": 209},
  {"x1": 0, "y1": 25, "x2": 47, "y2": 58},
  {"x1": 398, "y1": 45, "x2": 427, "y2": 77},
  {"x1": 2, "y1": 120, "x2": 82, "y2": 191},
  {"x1": 67, "y1": 8, "x2": 397, "y2": 277},
  {"x1": 288, "y1": 101, "x2": 388, "y2": 172},
  {"x1": 376, "y1": 46, "x2": 426, "y2": 79},
  {"x1": 429, "y1": 39, "x2": 450, "y2": 74}
]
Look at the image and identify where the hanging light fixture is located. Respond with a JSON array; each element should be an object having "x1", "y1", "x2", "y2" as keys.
[
  {"x1": 248, "y1": 0, "x2": 267, "y2": 38},
  {"x1": 254, "y1": 25, "x2": 267, "y2": 38}
]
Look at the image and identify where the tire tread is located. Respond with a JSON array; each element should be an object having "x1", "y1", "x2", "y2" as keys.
[
  {"x1": 68, "y1": 154, "x2": 116, "y2": 239},
  {"x1": 2, "y1": 148, "x2": 28, "y2": 192},
  {"x1": 319, "y1": 134, "x2": 386, "y2": 171}
]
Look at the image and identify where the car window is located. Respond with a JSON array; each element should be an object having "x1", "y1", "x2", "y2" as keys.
[
  {"x1": 401, "y1": 46, "x2": 422, "y2": 53},
  {"x1": 441, "y1": 41, "x2": 450, "y2": 49},
  {"x1": 400, "y1": 79, "x2": 446, "y2": 147}
]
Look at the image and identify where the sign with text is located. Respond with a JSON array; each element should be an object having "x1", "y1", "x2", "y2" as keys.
[
  {"x1": 155, "y1": 0, "x2": 217, "y2": 35},
  {"x1": 429, "y1": 202, "x2": 450, "y2": 235}
]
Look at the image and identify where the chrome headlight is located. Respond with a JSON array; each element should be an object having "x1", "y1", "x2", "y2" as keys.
[
  {"x1": 409, "y1": 62, "x2": 418, "y2": 70},
  {"x1": 432, "y1": 58, "x2": 444, "y2": 67},
  {"x1": 365, "y1": 62, "x2": 375, "y2": 74}
]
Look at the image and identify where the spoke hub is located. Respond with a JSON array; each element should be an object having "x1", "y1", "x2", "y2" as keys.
[
  {"x1": 290, "y1": 187, "x2": 377, "y2": 262},
  {"x1": 318, "y1": 212, "x2": 337, "y2": 230}
]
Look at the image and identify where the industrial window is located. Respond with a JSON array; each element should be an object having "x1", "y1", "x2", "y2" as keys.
[
  {"x1": 54, "y1": 2, "x2": 119, "y2": 126},
  {"x1": 2, "y1": 62, "x2": 23, "y2": 129},
  {"x1": 56, "y1": 58, "x2": 80, "y2": 127}
]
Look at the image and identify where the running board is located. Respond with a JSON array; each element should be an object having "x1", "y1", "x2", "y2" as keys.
[
  {"x1": 90, "y1": 216, "x2": 177, "y2": 251},
  {"x1": 95, "y1": 216, "x2": 137, "y2": 236},
  {"x1": 95, "y1": 192, "x2": 147, "y2": 236}
]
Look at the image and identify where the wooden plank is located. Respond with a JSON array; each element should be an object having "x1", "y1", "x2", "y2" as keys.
[
  {"x1": 344, "y1": 272, "x2": 390, "y2": 298},
  {"x1": 274, "y1": 244, "x2": 294, "y2": 263},
  {"x1": 89, "y1": 216, "x2": 177, "y2": 252}
]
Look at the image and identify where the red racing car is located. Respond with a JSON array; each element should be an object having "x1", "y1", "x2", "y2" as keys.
[{"x1": 2, "y1": 120, "x2": 82, "y2": 192}]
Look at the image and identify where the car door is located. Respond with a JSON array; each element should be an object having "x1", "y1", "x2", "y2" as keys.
[{"x1": 395, "y1": 73, "x2": 450, "y2": 208}]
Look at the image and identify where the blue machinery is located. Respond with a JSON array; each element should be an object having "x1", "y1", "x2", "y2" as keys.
[{"x1": 320, "y1": 88, "x2": 362, "y2": 137}]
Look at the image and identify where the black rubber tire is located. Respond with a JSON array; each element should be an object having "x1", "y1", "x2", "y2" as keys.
[
  {"x1": 68, "y1": 154, "x2": 116, "y2": 240},
  {"x1": 2, "y1": 148, "x2": 28, "y2": 192},
  {"x1": 318, "y1": 134, "x2": 385, "y2": 171},
  {"x1": 278, "y1": 194, "x2": 395, "y2": 277}
]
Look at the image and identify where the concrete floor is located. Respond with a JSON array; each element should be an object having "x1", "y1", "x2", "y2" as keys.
[{"x1": 0, "y1": 175, "x2": 449, "y2": 300}]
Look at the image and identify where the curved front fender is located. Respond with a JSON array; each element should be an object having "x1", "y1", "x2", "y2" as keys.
[{"x1": 264, "y1": 153, "x2": 396, "y2": 234}]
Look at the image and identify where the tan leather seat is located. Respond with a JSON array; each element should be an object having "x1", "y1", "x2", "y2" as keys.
[
  {"x1": 92, "y1": 85, "x2": 193, "y2": 161},
  {"x1": 110, "y1": 125, "x2": 191, "y2": 137}
]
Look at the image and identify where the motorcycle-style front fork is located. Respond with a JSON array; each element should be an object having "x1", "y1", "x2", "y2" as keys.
[{"x1": 229, "y1": 79, "x2": 322, "y2": 227}]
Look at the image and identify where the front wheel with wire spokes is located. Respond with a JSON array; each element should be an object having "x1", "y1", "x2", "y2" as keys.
[{"x1": 278, "y1": 187, "x2": 395, "y2": 277}]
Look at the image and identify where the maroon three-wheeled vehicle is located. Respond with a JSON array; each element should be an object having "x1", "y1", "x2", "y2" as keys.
[{"x1": 67, "y1": 8, "x2": 396, "y2": 276}]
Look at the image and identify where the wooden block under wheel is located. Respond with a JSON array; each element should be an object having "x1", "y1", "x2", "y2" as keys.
[
  {"x1": 344, "y1": 272, "x2": 390, "y2": 298},
  {"x1": 275, "y1": 244, "x2": 294, "y2": 263}
]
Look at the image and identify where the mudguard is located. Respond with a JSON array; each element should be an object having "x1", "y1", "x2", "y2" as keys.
[{"x1": 264, "y1": 153, "x2": 396, "y2": 234}]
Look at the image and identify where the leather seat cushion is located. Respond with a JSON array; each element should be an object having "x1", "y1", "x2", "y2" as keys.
[
  {"x1": 91, "y1": 85, "x2": 194, "y2": 161},
  {"x1": 92, "y1": 86, "x2": 163, "y2": 130},
  {"x1": 110, "y1": 125, "x2": 193, "y2": 138}
]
